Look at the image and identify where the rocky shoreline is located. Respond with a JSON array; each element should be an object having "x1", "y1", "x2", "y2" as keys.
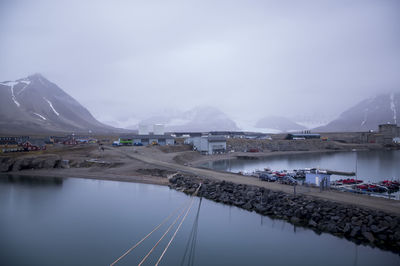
[{"x1": 169, "y1": 175, "x2": 400, "y2": 254}]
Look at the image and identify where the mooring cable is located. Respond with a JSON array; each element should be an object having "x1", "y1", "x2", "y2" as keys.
[
  {"x1": 180, "y1": 197, "x2": 202, "y2": 266},
  {"x1": 138, "y1": 199, "x2": 193, "y2": 266},
  {"x1": 155, "y1": 184, "x2": 202, "y2": 266},
  {"x1": 187, "y1": 197, "x2": 202, "y2": 266},
  {"x1": 109, "y1": 200, "x2": 188, "y2": 266}
]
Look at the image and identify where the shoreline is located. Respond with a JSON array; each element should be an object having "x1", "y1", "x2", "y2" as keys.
[
  {"x1": 169, "y1": 174, "x2": 400, "y2": 254},
  {"x1": 0, "y1": 170, "x2": 170, "y2": 186},
  {"x1": 1, "y1": 146, "x2": 400, "y2": 216}
]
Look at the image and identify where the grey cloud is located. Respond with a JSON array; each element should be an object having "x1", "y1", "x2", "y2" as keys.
[{"x1": 1, "y1": 0, "x2": 399, "y2": 128}]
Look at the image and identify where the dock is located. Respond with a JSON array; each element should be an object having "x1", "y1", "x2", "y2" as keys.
[{"x1": 325, "y1": 169, "x2": 355, "y2": 176}]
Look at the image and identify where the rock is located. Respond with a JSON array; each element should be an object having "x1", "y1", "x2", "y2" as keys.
[
  {"x1": 326, "y1": 223, "x2": 337, "y2": 233},
  {"x1": 377, "y1": 234, "x2": 387, "y2": 241},
  {"x1": 384, "y1": 216, "x2": 393, "y2": 223},
  {"x1": 362, "y1": 232, "x2": 375, "y2": 243},
  {"x1": 331, "y1": 216, "x2": 341, "y2": 221},
  {"x1": 394, "y1": 231, "x2": 400, "y2": 241},
  {"x1": 253, "y1": 204, "x2": 267, "y2": 213},
  {"x1": 305, "y1": 203, "x2": 315, "y2": 212},
  {"x1": 370, "y1": 225, "x2": 379, "y2": 233},
  {"x1": 350, "y1": 226, "x2": 360, "y2": 237},
  {"x1": 290, "y1": 217, "x2": 301, "y2": 224},
  {"x1": 0, "y1": 157, "x2": 14, "y2": 172},
  {"x1": 246, "y1": 191, "x2": 256, "y2": 198},
  {"x1": 343, "y1": 223, "x2": 351, "y2": 234},
  {"x1": 168, "y1": 175, "x2": 400, "y2": 253},
  {"x1": 242, "y1": 202, "x2": 253, "y2": 210},
  {"x1": 309, "y1": 219, "x2": 318, "y2": 227}
]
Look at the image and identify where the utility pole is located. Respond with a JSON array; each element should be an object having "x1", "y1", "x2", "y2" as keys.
[{"x1": 355, "y1": 150, "x2": 358, "y2": 183}]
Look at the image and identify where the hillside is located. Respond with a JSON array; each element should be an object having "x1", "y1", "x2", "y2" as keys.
[
  {"x1": 0, "y1": 74, "x2": 122, "y2": 134},
  {"x1": 316, "y1": 92, "x2": 399, "y2": 132}
]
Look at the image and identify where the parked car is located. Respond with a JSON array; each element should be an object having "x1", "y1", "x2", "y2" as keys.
[
  {"x1": 280, "y1": 175, "x2": 298, "y2": 185},
  {"x1": 259, "y1": 173, "x2": 277, "y2": 182}
]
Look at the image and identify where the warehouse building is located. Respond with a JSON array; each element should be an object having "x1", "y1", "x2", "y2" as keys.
[
  {"x1": 361, "y1": 123, "x2": 400, "y2": 144},
  {"x1": 119, "y1": 135, "x2": 174, "y2": 146},
  {"x1": 185, "y1": 135, "x2": 226, "y2": 155},
  {"x1": 132, "y1": 135, "x2": 174, "y2": 146}
]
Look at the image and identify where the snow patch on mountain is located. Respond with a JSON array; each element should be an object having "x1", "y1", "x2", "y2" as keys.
[
  {"x1": 33, "y1": 113, "x2": 47, "y2": 120},
  {"x1": 17, "y1": 81, "x2": 31, "y2": 95},
  {"x1": 0, "y1": 81, "x2": 21, "y2": 107},
  {"x1": 390, "y1": 93, "x2": 397, "y2": 124},
  {"x1": 43, "y1": 97, "x2": 60, "y2": 116},
  {"x1": 361, "y1": 108, "x2": 368, "y2": 126}
]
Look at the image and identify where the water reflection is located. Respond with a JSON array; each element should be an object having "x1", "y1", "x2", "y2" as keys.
[
  {"x1": 0, "y1": 177, "x2": 399, "y2": 266},
  {"x1": 0, "y1": 174, "x2": 63, "y2": 186},
  {"x1": 205, "y1": 150, "x2": 400, "y2": 182}
]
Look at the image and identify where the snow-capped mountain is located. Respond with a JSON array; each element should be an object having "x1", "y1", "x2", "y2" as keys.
[
  {"x1": 315, "y1": 92, "x2": 400, "y2": 132},
  {"x1": 0, "y1": 74, "x2": 120, "y2": 134},
  {"x1": 130, "y1": 106, "x2": 239, "y2": 132},
  {"x1": 254, "y1": 116, "x2": 306, "y2": 132}
]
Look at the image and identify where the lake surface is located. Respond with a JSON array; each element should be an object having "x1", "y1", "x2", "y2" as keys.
[
  {"x1": 0, "y1": 176, "x2": 399, "y2": 266},
  {"x1": 203, "y1": 150, "x2": 400, "y2": 183}
]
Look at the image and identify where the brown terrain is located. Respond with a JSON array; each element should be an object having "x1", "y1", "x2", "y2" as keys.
[{"x1": 1, "y1": 140, "x2": 400, "y2": 216}]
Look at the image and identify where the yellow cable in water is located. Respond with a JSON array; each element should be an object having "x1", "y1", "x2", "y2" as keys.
[
  {"x1": 109, "y1": 201, "x2": 188, "y2": 266},
  {"x1": 137, "y1": 199, "x2": 193, "y2": 265},
  {"x1": 156, "y1": 184, "x2": 202, "y2": 266}
]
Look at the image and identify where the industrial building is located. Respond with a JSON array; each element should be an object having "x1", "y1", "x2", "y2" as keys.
[
  {"x1": 285, "y1": 133, "x2": 321, "y2": 140},
  {"x1": 119, "y1": 124, "x2": 174, "y2": 146},
  {"x1": 361, "y1": 123, "x2": 400, "y2": 144},
  {"x1": 185, "y1": 135, "x2": 227, "y2": 155},
  {"x1": 131, "y1": 135, "x2": 174, "y2": 146}
]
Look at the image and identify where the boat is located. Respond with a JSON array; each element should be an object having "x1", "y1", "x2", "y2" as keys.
[
  {"x1": 355, "y1": 184, "x2": 388, "y2": 193},
  {"x1": 340, "y1": 178, "x2": 363, "y2": 185}
]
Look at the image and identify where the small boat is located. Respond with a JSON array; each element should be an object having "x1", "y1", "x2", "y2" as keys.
[
  {"x1": 341, "y1": 178, "x2": 363, "y2": 185},
  {"x1": 355, "y1": 183, "x2": 389, "y2": 193},
  {"x1": 380, "y1": 180, "x2": 400, "y2": 192}
]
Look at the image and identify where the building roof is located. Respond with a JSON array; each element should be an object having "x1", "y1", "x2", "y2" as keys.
[
  {"x1": 26, "y1": 139, "x2": 46, "y2": 146},
  {"x1": 288, "y1": 133, "x2": 321, "y2": 137},
  {"x1": 0, "y1": 140, "x2": 18, "y2": 145},
  {"x1": 131, "y1": 134, "x2": 174, "y2": 139},
  {"x1": 207, "y1": 136, "x2": 226, "y2": 142}
]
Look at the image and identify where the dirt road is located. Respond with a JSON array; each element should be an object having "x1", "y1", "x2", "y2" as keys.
[
  {"x1": 2, "y1": 144, "x2": 400, "y2": 215},
  {"x1": 116, "y1": 146, "x2": 400, "y2": 215}
]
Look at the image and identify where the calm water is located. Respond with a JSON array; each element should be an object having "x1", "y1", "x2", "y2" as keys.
[
  {"x1": 204, "y1": 150, "x2": 400, "y2": 183},
  {"x1": 0, "y1": 176, "x2": 399, "y2": 266}
]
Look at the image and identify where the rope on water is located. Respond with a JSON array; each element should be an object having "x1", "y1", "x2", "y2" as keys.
[
  {"x1": 109, "y1": 201, "x2": 188, "y2": 266},
  {"x1": 137, "y1": 199, "x2": 193, "y2": 266},
  {"x1": 155, "y1": 184, "x2": 202, "y2": 266},
  {"x1": 181, "y1": 197, "x2": 202, "y2": 266}
]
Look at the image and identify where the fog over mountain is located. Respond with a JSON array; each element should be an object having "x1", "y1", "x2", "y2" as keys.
[
  {"x1": 1, "y1": 0, "x2": 399, "y2": 130},
  {"x1": 127, "y1": 106, "x2": 239, "y2": 132},
  {"x1": 316, "y1": 92, "x2": 400, "y2": 132},
  {"x1": 255, "y1": 116, "x2": 306, "y2": 133}
]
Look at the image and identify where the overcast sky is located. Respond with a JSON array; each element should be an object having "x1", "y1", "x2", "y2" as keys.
[{"x1": 1, "y1": 0, "x2": 399, "y2": 128}]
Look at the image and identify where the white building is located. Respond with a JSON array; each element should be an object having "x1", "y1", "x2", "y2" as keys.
[
  {"x1": 305, "y1": 171, "x2": 331, "y2": 187},
  {"x1": 185, "y1": 135, "x2": 226, "y2": 155},
  {"x1": 153, "y1": 124, "x2": 165, "y2": 135},
  {"x1": 138, "y1": 125, "x2": 149, "y2": 135}
]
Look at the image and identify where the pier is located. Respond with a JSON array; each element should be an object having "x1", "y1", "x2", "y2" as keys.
[{"x1": 325, "y1": 169, "x2": 355, "y2": 176}]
